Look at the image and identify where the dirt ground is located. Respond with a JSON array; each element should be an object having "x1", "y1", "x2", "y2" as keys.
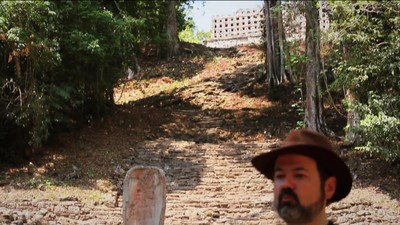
[{"x1": 0, "y1": 43, "x2": 399, "y2": 224}]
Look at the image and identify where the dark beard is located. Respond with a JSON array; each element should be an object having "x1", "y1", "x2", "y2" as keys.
[{"x1": 274, "y1": 188, "x2": 325, "y2": 224}]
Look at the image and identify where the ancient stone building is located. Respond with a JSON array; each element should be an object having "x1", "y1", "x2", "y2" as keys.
[
  {"x1": 283, "y1": 1, "x2": 330, "y2": 41},
  {"x1": 205, "y1": 6, "x2": 264, "y2": 48},
  {"x1": 205, "y1": 2, "x2": 330, "y2": 48}
]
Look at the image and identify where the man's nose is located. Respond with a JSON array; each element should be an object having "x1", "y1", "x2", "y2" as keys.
[{"x1": 281, "y1": 176, "x2": 294, "y2": 189}]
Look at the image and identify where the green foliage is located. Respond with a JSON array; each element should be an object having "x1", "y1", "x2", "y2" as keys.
[
  {"x1": 350, "y1": 93, "x2": 400, "y2": 162},
  {"x1": 287, "y1": 40, "x2": 308, "y2": 79},
  {"x1": 0, "y1": 0, "x2": 137, "y2": 160},
  {"x1": 291, "y1": 82, "x2": 305, "y2": 129},
  {"x1": 0, "y1": 0, "x2": 194, "y2": 160},
  {"x1": 56, "y1": 0, "x2": 133, "y2": 112},
  {"x1": 0, "y1": 1, "x2": 61, "y2": 150},
  {"x1": 179, "y1": 19, "x2": 211, "y2": 44},
  {"x1": 356, "y1": 113, "x2": 400, "y2": 162},
  {"x1": 114, "y1": 0, "x2": 189, "y2": 51},
  {"x1": 328, "y1": 1, "x2": 400, "y2": 162},
  {"x1": 28, "y1": 176, "x2": 56, "y2": 188}
]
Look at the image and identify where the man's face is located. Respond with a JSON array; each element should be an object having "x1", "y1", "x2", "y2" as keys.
[{"x1": 273, "y1": 154, "x2": 326, "y2": 224}]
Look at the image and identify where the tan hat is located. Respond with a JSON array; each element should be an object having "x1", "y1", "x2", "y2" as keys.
[{"x1": 251, "y1": 128, "x2": 352, "y2": 202}]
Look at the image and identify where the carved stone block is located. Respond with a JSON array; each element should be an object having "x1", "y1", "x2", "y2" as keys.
[{"x1": 123, "y1": 166, "x2": 166, "y2": 225}]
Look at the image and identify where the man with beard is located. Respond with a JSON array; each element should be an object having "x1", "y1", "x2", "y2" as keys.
[{"x1": 251, "y1": 129, "x2": 352, "y2": 225}]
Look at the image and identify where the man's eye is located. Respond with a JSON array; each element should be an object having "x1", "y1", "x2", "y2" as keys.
[
  {"x1": 295, "y1": 173, "x2": 306, "y2": 178},
  {"x1": 274, "y1": 174, "x2": 285, "y2": 179}
]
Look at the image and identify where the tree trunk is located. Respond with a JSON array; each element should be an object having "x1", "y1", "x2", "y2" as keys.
[
  {"x1": 264, "y1": 0, "x2": 294, "y2": 86},
  {"x1": 264, "y1": 0, "x2": 276, "y2": 86},
  {"x1": 165, "y1": 1, "x2": 180, "y2": 58},
  {"x1": 304, "y1": 0, "x2": 327, "y2": 133},
  {"x1": 12, "y1": 51, "x2": 21, "y2": 79},
  {"x1": 277, "y1": 1, "x2": 285, "y2": 83}
]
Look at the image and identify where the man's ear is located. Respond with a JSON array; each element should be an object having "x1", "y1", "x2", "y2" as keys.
[{"x1": 324, "y1": 176, "x2": 337, "y2": 202}]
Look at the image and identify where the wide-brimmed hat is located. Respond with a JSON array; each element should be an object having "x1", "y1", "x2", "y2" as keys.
[{"x1": 251, "y1": 128, "x2": 352, "y2": 202}]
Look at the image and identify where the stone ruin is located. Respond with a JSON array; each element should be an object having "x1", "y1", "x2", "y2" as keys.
[
  {"x1": 205, "y1": 3, "x2": 330, "y2": 48},
  {"x1": 205, "y1": 6, "x2": 264, "y2": 48}
]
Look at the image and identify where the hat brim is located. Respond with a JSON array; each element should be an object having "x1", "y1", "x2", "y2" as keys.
[{"x1": 251, "y1": 144, "x2": 352, "y2": 202}]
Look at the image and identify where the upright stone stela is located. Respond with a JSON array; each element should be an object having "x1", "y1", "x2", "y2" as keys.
[{"x1": 123, "y1": 166, "x2": 166, "y2": 225}]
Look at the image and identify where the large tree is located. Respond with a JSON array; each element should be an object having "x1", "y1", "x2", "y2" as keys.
[
  {"x1": 304, "y1": 0, "x2": 327, "y2": 132},
  {"x1": 263, "y1": 0, "x2": 294, "y2": 87},
  {"x1": 165, "y1": 1, "x2": 180, "y2": 58}
]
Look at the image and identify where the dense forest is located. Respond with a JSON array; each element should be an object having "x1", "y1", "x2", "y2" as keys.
[{"x1": 0, "y1": 0, "x2": 399, "y2": 164}]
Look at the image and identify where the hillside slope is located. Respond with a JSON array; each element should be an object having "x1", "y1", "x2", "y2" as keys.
[{"x1": 0, "y1": 43, "x2": 399, "y2": 224}]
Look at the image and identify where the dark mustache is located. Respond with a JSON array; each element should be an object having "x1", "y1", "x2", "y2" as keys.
[{"x1": 279, "y1": 188, "x2": 300, "y2": 203}]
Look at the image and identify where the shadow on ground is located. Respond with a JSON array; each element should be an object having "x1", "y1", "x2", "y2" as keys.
[{"x1": 341, "y1": 149, "x2": 400, "y2": 202}]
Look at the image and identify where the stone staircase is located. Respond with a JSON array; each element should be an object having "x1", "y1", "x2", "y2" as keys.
[
  {"x1": 129, "y1": 139, "x2": 282, "y2": 225},
  {"x1": 2, "y1": 108, "x2": 400, "y2": 224}
]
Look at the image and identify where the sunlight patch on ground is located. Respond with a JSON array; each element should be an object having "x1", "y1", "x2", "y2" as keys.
[
  {"x1": 334, "y1": 187, "x2": 400, "y2": 210},
  {"x1": 94, "y1": 179, "x2": 114, "y2": 192},
  {"x1": 0, "y1": 186, "x2": 112, "y2": 203},
  {"x1": 114, "y1": 77, "x2": 192, "y2": 105}
]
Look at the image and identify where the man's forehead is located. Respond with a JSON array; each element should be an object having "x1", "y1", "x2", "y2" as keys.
[{"x1": 274, "y1": 154, "x2": 317, "y2": 169}]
